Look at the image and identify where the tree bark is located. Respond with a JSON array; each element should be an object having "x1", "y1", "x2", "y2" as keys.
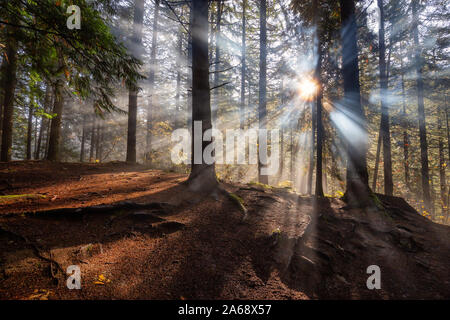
[
  {"x1": 80, "y1": 114, "x2": 87, "y2": 162},
  {"x1": 258, "y1": 0, "x2": 269, "y2": 185},
  {"x1": 89, "y1": 113, "x2": 96, "y2": 162},
  {"x1": 46, "y1": 78, "x2": 64, "y2": 161},
  {"x1": 377, "y1": 0, "x2": 393, "y2": 195},
  {"x1": 187, "y1": 0, "x2": 217, "y2": 191},
  {"x1": 175, "y1": 19, "x2": 183, "y2": 130},
  {"x1": 212, "y1": 0, "x2": 223, "y2": 127},
  {"x1": 1, "y1": 25, "x2": 18, "y2": 162},
  {"x1": 315, "y1": 49, "x2": 324, "y2": 197},
  {"x1": 412, "y1": 0, "x2": 431, "y2": 212},
  {"x1": 126, "y1": 0, "x2": 145, "y2": 163},
  {"x1": 438, "y1": 115, "x2": 447, "y2": 217},
  {"x1": 26, "y1": 96, "x2": 33, "y2": 160},
  {"x1": 240, "y1": 0, "x2": 246, "y2": 130},
  {"x1": 400, "y1": 52, "x2": 409, "y2": 187},
  {"x1": 339, "y1": 0, "x2": 371, "y2": 206},
  {"x1": 146, "y1": 0, "x2": 160, "y2": 159},
  {"x1": 35, "y1": 84, "x2": 51, "y2": 159}
]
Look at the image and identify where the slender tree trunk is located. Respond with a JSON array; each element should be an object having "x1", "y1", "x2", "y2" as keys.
[
  {"x1": 0, "y1": 58, "x2": 5, "y2": 145},
  {"x1": 438, "y1": 115, "x2": 447, "y2": 217},
  {"x1": 372, "y1": 129, "x2": 382, "y2": 191},
  {"x1": 187, "y1": 0, "x2": 217, "y2": 191},
  {"x1": 315, "y1": 48, "x2": 324, "y2": 197},
  {"x1": 146, "y1": 0, "x2": 160, "y2": 159},
  {"x1": 377, "y1": 0, "x2": 393, "y2": 195},
  {"x1": 26, "y1": 97, "x2": 33, "y2": 160},
  {"x1": 240, "y1": 0, "x2": 246, "y2": 130},
  {"x1": 175, "y1": 21, "x2": 182, "y2": 129},
  {"x1": 258, "y1": 0, "x2": 269, "y2": 185},
  {"x1": 412, "y1": 0, "x2": 431, "y2": 212},
  {"x1": 339, "y1": 0, "x2": 370, "y2": 205},
  {"x1": 400, "y1": 53, "x2": 409, "y2": 187},
  {"x1": 187, "y1": 4, "x2": 194, "y2": 132},
  {"x1": 46, "y1": 78, "x2": 64, "y2": 161},
  {"x1": 80, "y1": 114, "x2": 87, "y2": 162},
  {"x1": 89, "y1": 114, "x2": 96, "y2": 162},
  {"x1": 1, "y1": 25, "x2": 18, "y2": 162},
  {"x1": 95, "y1": 121, "x2": 100, "y2": 161},
  {"x1": 307, "y1": 102, "x2": 316, "y2": 195},
  {"x1": 35, "y1": 84, "x2": 51, "y2": 159},
  {"x1": 126, "y1": 0, "x2": 145, "y2": 163},
  {"x1": 212, "y1": 0, "x2": 223, "y2": 127}
]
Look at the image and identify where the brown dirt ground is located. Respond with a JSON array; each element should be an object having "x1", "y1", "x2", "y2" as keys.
[{"x1": 0, "y1": 161, "x2": 449, "y2": 300}]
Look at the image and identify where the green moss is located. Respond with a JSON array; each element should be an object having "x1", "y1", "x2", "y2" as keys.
[
  {"x1": 228, "y1": 192, "x2": 247, "y2": 214},
  {"x1": 248, "y1": 181, "x2": 272, "y2": 189},
  {"x1": 0, "y1": 194, "x2": 46, "y2": 203}
]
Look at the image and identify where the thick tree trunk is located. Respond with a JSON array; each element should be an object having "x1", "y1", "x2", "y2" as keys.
[
  {"x1": 339, "y1": 0, "x2": 371, "y2": 206},
  {"x1": 1, "y1": 26, "x2": 18, "y2": 162},
  {"x1": 240, "y1": 0, "x2": 246, "y2": 130},
  {"x1": 412, "y1": 0, "x2": 431, "y2": 212},
  {"x1": 187, "y1": 0, "x2": 217, "y2": 191},
  {"x1": 126, "y1": 0, "x2": 145, "y2": 163},
  {"x1": 258, "y1": 0, "x2": 269, "y2": 185},
  {"x1": 46, "y1": 79, "x2": 64, "y2": 161},
  {"x1": 146, "y1": 0, "x2": 160, "y2": 159},
  {"x1": 377, "y1": 0, "x2": 393, "y2": 195}
]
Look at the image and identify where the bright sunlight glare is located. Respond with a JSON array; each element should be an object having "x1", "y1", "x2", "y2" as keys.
[{"x1": 297, "y1": 77, "x2": 319, "y2": 101}]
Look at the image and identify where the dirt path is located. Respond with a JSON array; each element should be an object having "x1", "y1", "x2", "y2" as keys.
[{"x1": 0, "y1": 161, "x2": 449, "y2": 300}]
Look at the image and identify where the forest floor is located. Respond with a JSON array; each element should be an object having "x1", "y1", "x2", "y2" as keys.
[{"x1": 0, "y1": 161, "x2": 449, "y2": 300}]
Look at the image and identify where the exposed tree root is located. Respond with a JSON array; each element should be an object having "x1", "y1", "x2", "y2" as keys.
[{"x1": 0, "y1": 224, "x2": 64, "y2": 279}]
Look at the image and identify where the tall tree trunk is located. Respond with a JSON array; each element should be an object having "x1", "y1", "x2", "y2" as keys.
[
  {"x1": 187, "y1": 4, "x2": 194, "y2": 132},
  {"x1": 1, "y1": 25, "x2": 18, "y2": 162},
  {"x1": 187, "y1": 0, "x2": 217, "y2": 191},
  {"x1": 307, "y1": 101, "x2": 316, "y2": 195},
  {"x1": 315, "y1": 48, "x2": 324, "y2": 197},
  {"x1": 89, "y1": 114, "x2": 96, "y2": 162},
  {"x1": 240, "y1": 0, "x2": 246, "y2": 130},
  {"x1": 412, "y1": 0, "x2": 431, "y2": 212},
  {"x1": 26, "y1": 96, "x2": 33, "y2": 160},
  {"x1": 175, "y1": 20, "x2": 183, "y2": 129},
  {"x1": 377, "y1": 0, "x2": 393, "y2": 195},
  {"x1": 400, "y1": 52, "x2": 409, "y2": 187},
  {"x1": 212, "y1": 0, "x2": 223, "y2": 127},
  {"x1": 258, "y1": 0, "x2": 269, "y2": 185},
  {"x1": 80, "y1": 114, "x2": 87, "y2": 162},
  {"x1": 95, "y1": 121, "x2": 100, "y2": 161},
  {"x1": 146, "y1": 0, "x2": 160, "y2": 159},
  {"x1": 126, "y1": 0, "x2": 145, "y2": 163},
  {"x1": 438, "y1": 115, "x2": 447, "y2": 217},
  {"x1": 35, "y1": 84, "x2": 51, "y2": 159},
  {"x1": 290, "y1": 128, "x2": 296, "y2": 188},
  {"x1": 46, "y1": 77, "x2": 64, "y2": 161},
  {"x1": 339, "y1": 0, "x2": 370, "y2": 205},
  {"x1": 372, "y1": 130, "x2": 382, "y2": 191}
]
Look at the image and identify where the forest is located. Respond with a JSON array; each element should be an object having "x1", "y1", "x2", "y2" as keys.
[{"x1": 0, "y1": 0, "x2": 449, "y2": 301}]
